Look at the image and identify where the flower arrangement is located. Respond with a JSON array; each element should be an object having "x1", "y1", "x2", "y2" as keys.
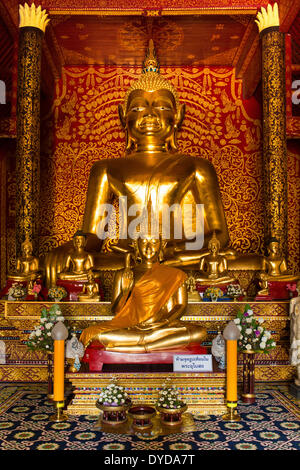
[
  {"x1": 156, "y1": 381, "x2": 185, "y2": 410},
  {"x1": 47, "y1": 286, "x2": 67, "y2": 301},
  {"x1": 97, "y1": 382, "x2": 130, "y2": 407},
  {"x1": 8, "y1": 282, "x2": 27, "y2": 299},
  {"x1": 234, "y1": 304, "x2": 276, "y2": 353},
  {"x1": 204, "y1": 286, "x2": 223, "y2": 301},
  {"x1": 226, "y1": 284, "x2": 244, "y2": 299},
  {"x1": 26, "y1": 304, "x2": 67, "y2": 352},
  {"x1": 28, "y1": 281, "x2": 42, "y2": 299}
]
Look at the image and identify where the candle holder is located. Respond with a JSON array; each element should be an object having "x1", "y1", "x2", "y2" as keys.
[
  {"x1": 49, "y1": 400, "x2": 68, "y2": 422},
  {"x1": 222, "y1": 403, "x2": 241, "y2": 422}
]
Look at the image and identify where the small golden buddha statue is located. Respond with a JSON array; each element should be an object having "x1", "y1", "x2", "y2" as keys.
[
  {"x1": 77, "y1": 269, "x2": 101, "y2": 302},
  {"x1": 45, "y1": 40, "x2": 231, "y2": 287},
  {"x1": 9, "y1": 237, "x2": 41, "y2": 282},
  {"x1": 195, "y1": 232, "x2": 238, "y2": 286},
  {"x1": 186, "y1": 275, "x2": 201, "y2": 302},
  {"x1": 57, "y1": 230, "x2": 95, "y2": 281},
  {"x1": 257, "y1": 238, "x2": 300, "y2": 296},
  {"x1": 79, "y1": 235, "x2": 206, "y2": 352}
]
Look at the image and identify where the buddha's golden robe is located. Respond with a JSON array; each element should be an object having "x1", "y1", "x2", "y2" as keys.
[{"x1": 80, "y1": 263, "x2": 187, "y2": 348}]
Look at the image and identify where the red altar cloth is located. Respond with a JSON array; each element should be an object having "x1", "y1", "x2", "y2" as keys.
[
  {"x1": 255, "y1": 280, "x2": 298, "y2": 301},
  {"x1": 82, "y1": 342, "x2": 207, "y2": 372},
  {"x1": 56, "y1": 279, "x2": 104, "y2": 301}
]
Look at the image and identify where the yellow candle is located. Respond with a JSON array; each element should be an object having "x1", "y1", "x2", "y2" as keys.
[
  {"x1": 53, "y1": 339, "x2": 65, "y2": 402},
  {"x1": 226, "y1": 339, "x2": 237, "y2": 403}
]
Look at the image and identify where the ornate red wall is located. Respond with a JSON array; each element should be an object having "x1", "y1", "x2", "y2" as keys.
[{"x1": 3, "y1": 64, "x2": 298, "y2": 277}]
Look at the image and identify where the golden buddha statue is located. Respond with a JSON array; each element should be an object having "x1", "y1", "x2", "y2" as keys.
[
  {"x1": 9, "y1": 237, "x2": 41, "y2": 282},
  {"x1": 186, "y1": 275, "x2": 201, "y2": 302},
  {"x1": 257, "y1": 238, "x2": 300, "y2": 296},
  {"x1": 77, "y1": 269, "x2": 101, "y2": 302},
  {"x1": 57, "y1": 230, "x2": 95, "y2": 282},
  {"x1": 195, "y1": 232, "x2": 238, "y2": 285},
  {"x1": 45, "y1": 40, "x2": 230, "y2": 287},
  {"x1": 79, "y1": 235, "x2": 206, "y2": 352}
]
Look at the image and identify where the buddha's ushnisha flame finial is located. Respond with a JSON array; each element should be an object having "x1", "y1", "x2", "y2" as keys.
[
  {"x1": 142, "y1": 39, "x2": 160, "y2": 74},
  {"x1": 123, "y1": 39, "x2": 179, "y2": 112}
]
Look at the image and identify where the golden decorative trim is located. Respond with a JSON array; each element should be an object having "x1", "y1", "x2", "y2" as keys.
[
  {"x1": 48, "y1": 9, "x2": 257, "y2": 16},
  {"x1": 19, "y1": 3, "x2": 50, "y2": 33},
  {"x1": 255, "y1": 3, "x2": 280, "y2": 33}
]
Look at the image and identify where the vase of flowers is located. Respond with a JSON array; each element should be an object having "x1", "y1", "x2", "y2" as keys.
[
  {"x1": 234, "y1": 303, "x2": 276, "y2": 403},
  {"x1": 96, "y1": 382, "x2": 131, "y2": 425},
  {"x1": 26, "y1": 304, "x2": 68, "y2": 353},
  {"x1": 226, "y1": 284, "x2": 244, "y2": 301},
  {"x1": 204, "y1": 286, "x2": 223, "y2": 302},
  {"x1": 8, "y1": 282, "x2": 27, "y2": 300},
  {"x1": 48, "y1": 286, "x2": 67, "y2": 302},
  {"x1": 156, "y1": 380, "x2": 187, "y2": 426}
]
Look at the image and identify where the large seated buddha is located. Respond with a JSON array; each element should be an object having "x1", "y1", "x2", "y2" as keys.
[
  {"x1": 44, "y1": 40, "x2": 232, "y2": 287},
  {"x1": 80, "y1": 235, "x2": 206, "y2": 352}
]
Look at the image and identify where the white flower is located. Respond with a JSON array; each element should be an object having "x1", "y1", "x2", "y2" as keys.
[
  {"x1": 260, "y1": 342, "x2": 266, "y2": 349},
  {"x1": 246, "y1": 317, "x2": 252, "y2": 323},
  {"x1": 245, "y1": 344, "x2": 252, "y2": 350},
  {"x1": 47, "y1": 332, "x2": 51, "y2": 336},
  {"x1": 234, "y1": 318, "x2": 240, "y2": 324},
  {"x1": 262, "y1": 336, "x2": 268, "y2": 343},
  {"x1": 45, "y1": 323, "x2": 53, "y2": 329},
  {"x1": 245, "y1": 328, "x2": 252, "y2": 335},
  {"x1": 258, "y1": 326, "x2": 264, "y2": 333},
  {"x1": 247, "y1": 309, "x2": 253, "y2": 316},
  {"x1": 258, "y1": 318, "x2": 264, "y2": 324},
  {"x1": 57, "y1": 316, "x2": 65, "y2": 322},
  {"x1": 237, "y1": 325, "x2": 242, "y2": 331},
  {"x1": 35, "y1": 330, "x2": 41, "y2": 337}
]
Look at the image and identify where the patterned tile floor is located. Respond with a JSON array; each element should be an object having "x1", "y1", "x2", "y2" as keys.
[{"x1": 0, "y1": 382, "x2": 299, "y2": 451}]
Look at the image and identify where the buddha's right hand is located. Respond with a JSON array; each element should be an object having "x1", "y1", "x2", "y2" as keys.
[{"x1": 121, "y1": 268, "x2": 134, "y2": 293}]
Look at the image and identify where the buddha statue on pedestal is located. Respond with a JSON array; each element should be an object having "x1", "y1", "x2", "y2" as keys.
[
  {"x1": 79, "y1": 235, "x2": 206, "y2": 352},
  {"x1": 57, "y1": 230, "x2": 95, "y2": 282},
  {"x1": 44, "y1": 40, "x2": 231, "y2": 287},
  {"x1": 257, "y1": 238, "x2": 300, "y2": 296},
  {"x1": 195, "y1": 232, "x2": 238, "y2": 286},
  {"x1": 77, "y1": 269, "x2": 101, "y2": 302},
  {"x1": 9, "y1": 237, "x2": 41, "y2": 282}
]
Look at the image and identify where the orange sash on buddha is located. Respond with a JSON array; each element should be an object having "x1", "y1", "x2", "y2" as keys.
[{"x1": 80, "y1": 263, "x2": 187, "y2": 347}]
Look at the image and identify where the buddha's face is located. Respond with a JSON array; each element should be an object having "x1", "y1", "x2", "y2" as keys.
[
  {"x1": 269, "y1": 241, "x2": 280, "y2": 254},
  {"x1": 73, "y1": 235, "x2": 86, "y2": 250},
  {"x1": 209, "y1": 241, "x2": 219, "y2": 255},
  {"x1": 137, "y1": 236, "x2": 161, "y2": 262},
  {"x1": 125, "y1": 89, "x2": 177, "y2": 146},
  {"x1": 22, "y1": 243, "x2": 32, "y2": 257}
]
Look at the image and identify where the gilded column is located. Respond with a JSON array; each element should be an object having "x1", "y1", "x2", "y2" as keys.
[
  {"x1": 15, "y1": 3, "x2": 49, "y2": 256},
  {"x1": 256, "y1": 3, "x2": 288, "y2": 256}
]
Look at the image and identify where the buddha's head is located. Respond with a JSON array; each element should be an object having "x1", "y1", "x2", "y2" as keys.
[
  {"x1": 268, "y1": 237, "x2": 280, "y2": 255},
  {"x1": 73, "y1": 230, "x2": 87, "y2": 250},
  {"x1": 22, "y1": 237, "x2": 33, "y2": 257},
  {"x1": 208, "y1": 232, "x2": 221, "y2": 255},
  {"x1": 118, "y1": 40, "x2": 185, "y2": 153},
  {"x1": 137, "y1": 236, "x2": 162, "y2": 263}
]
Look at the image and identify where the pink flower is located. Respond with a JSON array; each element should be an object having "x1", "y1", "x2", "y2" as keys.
[{"x1": 33, "y1": 284, "x2": 42, "y2": 293}]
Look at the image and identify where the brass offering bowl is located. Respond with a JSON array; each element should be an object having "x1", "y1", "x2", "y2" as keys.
[{"x1": 128, "y1": 405, "x2": 156, "y2": 430}]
